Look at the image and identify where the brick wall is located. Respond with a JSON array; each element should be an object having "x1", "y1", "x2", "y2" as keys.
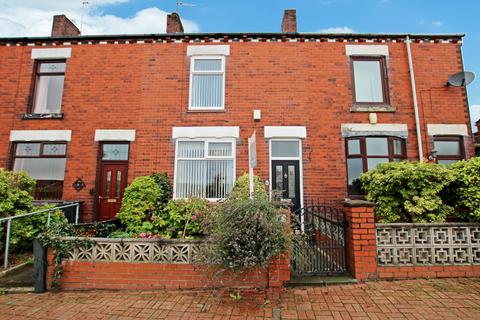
[
  {"x1": 377, "y1": 265, "x2": 480, "y2": 280},
  {"x1": 46, "y1": 250, "x2": 290, "y2": 290},
  {"x1": 344, "y1": 200, "x2": 378, "y2": 281},
  {"x1": 0, "y1": 38, "x2": 474, "y2": 221},
  {"x1": 344, "y1": 201, "x2": 480, "y2": 282}
]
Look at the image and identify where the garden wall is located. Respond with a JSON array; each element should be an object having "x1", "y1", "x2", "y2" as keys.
[
  {"x1": 345, "y1": 200, "x2": 480, "y2": 281},
  {"x1": 46, "y1": 238, "x2": 290, "y2": 290}
]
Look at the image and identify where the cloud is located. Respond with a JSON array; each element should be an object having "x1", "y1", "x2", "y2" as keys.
[
  {"x1": 431, "y1": 21, "x2": 444, "y2": 27},
  {"x1": 318, "y1": 26, "x2": 355, "y2": 34},
  {"x1": 470, "y1": 105, "x2": 480, "y2": 132},
  {"x1": 0, "y1": 1, "x2": 199, "y2": 37}
]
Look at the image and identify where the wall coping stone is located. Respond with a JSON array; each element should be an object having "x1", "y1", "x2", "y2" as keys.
[{"x1": 343, "y1": 199, "x2": 375, "y2": 207}]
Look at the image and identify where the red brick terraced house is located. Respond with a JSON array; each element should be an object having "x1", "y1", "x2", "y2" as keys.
[{"x1": 0, "y1": 10, "x2": 475, "y2": 222}]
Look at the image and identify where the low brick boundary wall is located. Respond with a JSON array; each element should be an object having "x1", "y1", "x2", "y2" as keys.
[
  {"x1": 46, "y1": 238, "x2": 290, "y2": 291},
  {"x1": 344, "y1": 200, "x2": 480, "y2": 282}
]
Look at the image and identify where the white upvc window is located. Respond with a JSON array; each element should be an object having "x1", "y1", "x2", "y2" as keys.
[
  {"x1": 189, "y1": 56, "x2": 226, "y2": 110},
  {"x1": 174, "y1": 138, "x2": 235, "y2": 200}
]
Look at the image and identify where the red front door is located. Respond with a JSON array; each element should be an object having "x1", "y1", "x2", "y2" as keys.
[{"x1": 98, "y1": 163, "x2": 128, "y2": 221}]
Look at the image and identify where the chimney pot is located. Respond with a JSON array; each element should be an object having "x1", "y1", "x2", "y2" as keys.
[
  {"x1": 167, "y1": 13, "x2": 184, "y2": 34},
  {"x1": 282, "y1": 9, "x2": 297, "y2": 33},
  {"x1": 51, "y1": 15, "x2": 81, "y2": 37}
]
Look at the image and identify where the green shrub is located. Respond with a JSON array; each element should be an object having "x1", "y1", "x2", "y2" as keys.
[
  {"x1": 117, "y1": 176, "x2": 164, "y2": 233},
  {"x1": 197, "y1": 197, "x2": 288, "y2": 270},
  {"x1": 160, "y1": 199, "x2": 209, "y2": 238},
  {"x1": 0, "y1": 169, "x2": 35, "y2": 217},
  {"x1": 150, "y1": 172, "x2": 173, "y2": 205},
  {"x1": 10, "y1": 205, "x2": 66, "y2": 252},
  {"x1": 447, "y1": 157, "x2": 480, "y2": 221},
  {"x1": 359, "y1": 161, "x2": 454, "y2": 223},
  {"x1": 227, "y1": 173, "x2": 268, "y2": 201}
]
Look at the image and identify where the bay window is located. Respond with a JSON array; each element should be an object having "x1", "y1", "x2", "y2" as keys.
[
  {"x1": 433, "y1": 136, "x2": 465, "y2": 164},
  {"x1": 12, "y1": 142, "x2": 67, "y2": 200},
  {"x1": 346, "y1": 136, "x2": 406, "y2": 195},
  {"x1": 32, "y1": 60, "x2": 67, "y2": 114},
  {"x1": 175, "y1": 139, "x2": 235, "y2": 199},
  {"x1": 189, "y1": 56, "x2": 225, "y2": 110}
]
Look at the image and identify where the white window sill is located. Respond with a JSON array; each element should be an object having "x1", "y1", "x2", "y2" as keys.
[
  {"x1": 187, "y1": 107, "x2": 226, "y2": 113},
  {"x1": 350, "y1": 104, "x2": 396, "y2": 113}
]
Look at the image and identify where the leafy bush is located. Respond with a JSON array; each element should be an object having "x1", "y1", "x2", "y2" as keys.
[
  {"x1": 117, "y1": 176, "x2": 164, "y2": 234},
  {"x1": 197, "y1": 197, "x2": 288, "y2": 270},
  {"x1": 10, "y1": 205, "x2": 66, "y2": 252},
  {"x1": 0, "y1": 169, "x2": 35, "y2": 217},
  {"x1": 227, "y1": 173, "x2": 269, "y2": 201},
  {"x1": 447, "y1": 157, "x2": 480, "y2": 221},
  {"x1": 0, "y1": 170, "x2": 67, "y2": 252},
  {"x1": 116, "y1": 175, "x2": 208, "y2": 238},
  {"x1": 150, "y1": 172, "x2": 173, "y2": 205},
  {"x1": 359, "y1": 161, "x2": 454, "y2": 223},
  {"x1": 160, "y1": 198, "x2": 209, "y2": 238}
]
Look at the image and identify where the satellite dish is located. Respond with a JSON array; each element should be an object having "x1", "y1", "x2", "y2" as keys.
[{"x1": 447, "y1": 71, "x2": 475, "y2": 87}]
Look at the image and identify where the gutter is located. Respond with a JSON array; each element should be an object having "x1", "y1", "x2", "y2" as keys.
[
  {"x1": 0, "y1": 32, "x2": 465, "y2": 43},
  {"x1": 405, "y1": 35, "x2": 424, "y2": 161}
]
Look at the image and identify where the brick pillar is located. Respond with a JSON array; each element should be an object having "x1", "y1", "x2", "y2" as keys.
[
  {"x1": 344, "y1": 200, "x2": 378, "y2": 281},
  {"x1": 281, "y1": 9, "x2": 297, "y2": 33},
  {"x1": 51, "y1": 15, "x2": 80, "y2": 37},
  {"x1": 166, "y1": 13, "x2": 184, "y2": 34}
]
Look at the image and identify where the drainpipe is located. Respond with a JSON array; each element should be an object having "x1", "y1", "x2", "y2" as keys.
[{"x1": 405, "y1": 35, "x2": 424, "y2": 161}]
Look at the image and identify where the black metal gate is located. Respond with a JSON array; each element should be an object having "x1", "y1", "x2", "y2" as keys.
[{"x1": 291, "y1": 202, "x2": 348, "y2": 276}]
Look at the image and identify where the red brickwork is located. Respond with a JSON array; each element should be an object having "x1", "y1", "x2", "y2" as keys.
[
  {"x1": 377, "y1": 265, "x2": 480, "y2": 280},
  {"x1": 166, "y1": 13, "x2": 184, "y2": 34},
  {"x1": 343, "y1": 201, "x2": 378, "y2": 281},
  {"x1": 281, "y1": 9, "x2": 297, "y2": 33},
  {"x1": 46, "y1": 249, "x2": 290, "y2": 290},
  {"x1": 51, "y1": 15, "x2": 80, "y2": 37},
  {"x1": 0, "y1": 36, "x2": 473, "y2": 221}
]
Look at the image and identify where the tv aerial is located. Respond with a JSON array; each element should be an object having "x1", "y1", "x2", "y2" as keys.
[
  {"x1": 176, "y1": 0, "x2": 196, "y2": 14},
  {"x1": 447, "y1": 71, "x2": 475, "y2": 87},
  {"x1": 80, "y1": 1, "x2": 89, "y2": 34}
]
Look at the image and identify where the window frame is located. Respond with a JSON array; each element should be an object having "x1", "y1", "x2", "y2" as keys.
[
  {"x1": 30, "y1": 59, "x2": 67, "y2": 115},
  {"x1": 173, "y1": 138, "x2": 236, "y2": 200},
  {"x1": 350, "y1": 55, "x2": 390, "y2": 106},
  {"x1": 11, "y1": 141, "x2": 68, "y2": 200},
  {"x1": 188, "y1": 55, "x2": 226, "y2": 110},
  {"x1": 345, "y1": 136, "x2": 406, "y2": 195},
  {"x1": 100, "y1": 142, "x2": 131, "y2": 162},
  {"x1": 433, "y1": 135, "x2": 465, "y2": 164}
]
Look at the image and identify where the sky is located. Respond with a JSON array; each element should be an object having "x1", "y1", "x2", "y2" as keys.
[{"x1": 0, "y1": 0, "x2": 478, "y2": 131}]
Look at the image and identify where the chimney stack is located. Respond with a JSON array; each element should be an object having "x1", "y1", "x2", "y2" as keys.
[
  {"x1": 51, "y1": 15, "x2": 81, "y2": 37},
  {"x1": 167, "y1": 13, "x2": 184, "y2": 34},
  {"x1": 281, "y1": 9, "x2": 297, "y2": 33}
]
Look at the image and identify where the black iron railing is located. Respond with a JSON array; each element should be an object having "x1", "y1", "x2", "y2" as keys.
[{"x1": 291, "y1": 201, "x2": 348, "y2": 276}]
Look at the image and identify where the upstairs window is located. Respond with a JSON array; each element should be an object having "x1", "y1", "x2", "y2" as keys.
[
  {"x1": 351, "y1": 56, "x2": 389, "y2": 105},
  {"x1": 189, "y1": 57, "x2": 225, "y2": 110},
  {"x1": 175, "y1": 139, "x2": 235, "y2": 199},
  {"x1": 32, "y1": 60, "x2": 66, "y2": 114},
  {"x1": 433, "y1": 136, "x2": 465, "y2": 164},
  {"x1": 346, "y1": 136, "x2": 405, "y2": 195},
  {"x1": 12, "y1": 142, "x2": 67, "y2": 200}
]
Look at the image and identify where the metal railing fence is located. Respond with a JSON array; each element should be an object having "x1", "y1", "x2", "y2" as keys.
[{"x1": 0, "y1": 202, "x2": 81, "y2": 269}]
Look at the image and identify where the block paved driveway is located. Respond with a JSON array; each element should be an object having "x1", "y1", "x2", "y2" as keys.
[{"x1": 1, "y1": 278, "x2": 480, "y2": 319}]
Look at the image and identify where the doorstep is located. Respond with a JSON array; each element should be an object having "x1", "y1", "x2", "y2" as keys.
[{"x1": 287, "y1": 275, "x2": 357, "y2": 287}]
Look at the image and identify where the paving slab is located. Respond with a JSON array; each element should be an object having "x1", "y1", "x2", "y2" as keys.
[{"x1": 0, "y1": 278, "x2": 479, "y2": 319}]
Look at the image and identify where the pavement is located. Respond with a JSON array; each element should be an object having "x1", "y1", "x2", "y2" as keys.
[{"x1": 0, "y1": 278, "x2": 480, "y2": 319}]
